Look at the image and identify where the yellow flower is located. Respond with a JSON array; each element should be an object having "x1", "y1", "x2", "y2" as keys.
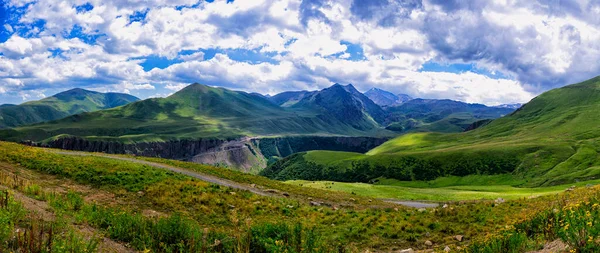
[{"x1": 588, "y1": 221, "x2": 593, "y2": 227}]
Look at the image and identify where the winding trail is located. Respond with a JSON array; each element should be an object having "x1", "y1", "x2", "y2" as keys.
[
  {"x1": 53, "y1": 150, "x2": 438, "y2": 208},
  {"x1": 54, "y1": 151, "x2": 275, "y2": 197}
]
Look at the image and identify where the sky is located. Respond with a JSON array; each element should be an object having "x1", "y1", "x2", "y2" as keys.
[{"x1": 0, "y1": 0, "x2": 599, "y2": 106}]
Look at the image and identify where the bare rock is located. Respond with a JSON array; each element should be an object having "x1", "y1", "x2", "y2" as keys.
[{"x1": 454, "y1": 235, "x2": 463, "y2": 242}]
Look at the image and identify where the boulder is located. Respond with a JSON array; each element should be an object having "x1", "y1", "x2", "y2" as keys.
[{"x1": 424, "y1": 240, "x2": 433, "y2": 246}]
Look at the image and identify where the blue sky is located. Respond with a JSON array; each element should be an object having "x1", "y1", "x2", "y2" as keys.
[{"x1": 1, "y1": 0, "x2": 599, "y2": 105}]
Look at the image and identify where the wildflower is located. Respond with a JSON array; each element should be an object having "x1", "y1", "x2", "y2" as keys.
[{"x1": 588, "y1": 221, "x2": 593, "y2": 227}]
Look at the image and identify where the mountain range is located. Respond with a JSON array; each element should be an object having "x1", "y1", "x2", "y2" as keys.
[
  {"x1": 0, "y1": 83, "x2": 519, "y2": 171},
  {"x1": 0, "y1": 88, "x2": 139, "y2": 129},
  {"x1": 0, "y1": 83, "x2": 515, "y2": 142},
  {"x1": 263, "y1": 76, "x2": 600, "y2": 187}
]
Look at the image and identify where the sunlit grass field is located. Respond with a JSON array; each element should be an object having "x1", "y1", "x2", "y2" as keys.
[{"x1": 287, "y1": 176, "x2": 600, "y2": 201}]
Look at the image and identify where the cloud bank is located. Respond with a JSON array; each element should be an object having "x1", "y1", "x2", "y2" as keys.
[{"x1": 1, "y1": 0, "x2": 599, "y2": 105}]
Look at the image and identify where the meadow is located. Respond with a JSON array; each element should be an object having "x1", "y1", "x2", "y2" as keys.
[
  {"x1": 287, "y1": 176, "x2": 600, "y2": 201},
  {"x1": 3, "y1": 141, "x2": 600, "y2": 252}
]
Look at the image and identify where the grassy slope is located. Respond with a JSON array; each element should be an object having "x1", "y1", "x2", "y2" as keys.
[
  {"x1": 266, "y1": 76, "x2": 600, "y2": 187},
  {"x1": 5, "y1": 141, "x2": 600, "y2": 252},
  {"x1": 1, "y1": 84, "x2": 393, "y2": 143},
  {"x1": 0, "y1": 88, "x2": 139, "y2": 129}
]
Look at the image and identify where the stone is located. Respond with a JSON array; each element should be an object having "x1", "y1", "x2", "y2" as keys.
[
  {"x1": 310, "y1": 201, "x2": 321, "y2": 206},
  {"x1": 587, "y1": 184, "x2": 594, "y2": 188},
  {"x1": 495, "y1": 198, "x2": 505, "y2": 204},
  {"x1": 444, "y1": 246, "x2": 451, "y2": 252},
  {"x1": 398, "y1": 249, "x2": 414, "y2": 253},
  {"x1": 424, "y1": 240, "x2": 433, "y2": 246},
  {"x1": 349, "y1": 198, "x2": 356, "y2": 202},
  {"x1": 418, "y1": 208, "x2": 427, "y2": 213},
  {"x1": 282, "y1": 192, "x2": 290, "y2": 197},
  {"x1": 442, "y1": 204, "x2": 449, "y2": 208},
  {"x1": 229, "y1": 192, "x2": 236, "y2": 195},
  {"x1": 250, "y1": 184, "x2": 256, "y2": 188},
  {"x1": 308, "y1": 197, "x2": 313, "y2": 201},
  {"x1": 454, "y1": 235, "x2": 463, "y2": 242},
  {"x1": 333, "y1": 206, "x2": 338, "y2": 211},
  {"x1": 286, "y1": 205, "x2": 294, "y2": 209}
]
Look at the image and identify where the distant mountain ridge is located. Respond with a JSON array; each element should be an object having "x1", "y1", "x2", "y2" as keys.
[
  {"x1": 0, "y1": 88, "x2": 139, "y2": 129},
  {"x1": 364, "y1": 88, "x2": 412, "y2": 107},
  {"x1": 493, "y1": 103, "x2": 523, "y2": 109}
]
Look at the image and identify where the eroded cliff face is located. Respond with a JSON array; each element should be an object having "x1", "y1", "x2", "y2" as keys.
[
  {"x1": 252, "y1": 136, "x2": 389, "y2": 159},
  {"x1": 27, "y1": 136, "x2": 388, "y2": 173}
]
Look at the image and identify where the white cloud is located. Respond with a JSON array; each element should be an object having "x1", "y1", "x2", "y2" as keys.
[
  {"x1": 177, "y1": 51, "x2": 205, "y2": 61},
  {"x1": 1, "y1": 0, "x2": 599, "y2": 105}
]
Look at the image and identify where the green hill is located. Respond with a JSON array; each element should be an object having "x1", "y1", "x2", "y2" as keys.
[
  {"x1": 263, "y1": 76, "x2": 600, "y2": 187},
  {"x1": 0, "y1": 83, "x2": 393, "y2": 143},
  {"x1": 0, "y1": 88, "x2": 139, "y2": 129}
]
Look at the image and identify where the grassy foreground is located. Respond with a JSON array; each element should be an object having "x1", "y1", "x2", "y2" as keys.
[{"x1": 3, "y1": 141, "x2": 600, "y2": 252}]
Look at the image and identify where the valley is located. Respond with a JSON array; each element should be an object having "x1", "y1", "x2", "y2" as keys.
[
  {"x1": 3, "y1": 77, "x2": 600, "y2": 252},
  {"x1": 3, "y1": 1, "x2": 599, "y2": 252}
]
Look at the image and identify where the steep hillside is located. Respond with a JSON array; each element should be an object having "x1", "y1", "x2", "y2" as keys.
[
  {"x1": 0, "y1": 88, "x2": 139, "y2": 128},
  {"x1": 264, "y1": 76, "x2": 600, "y2": 186},
  {"x1": 292, "y1": 84, "x2": 386, "y2": 130}
]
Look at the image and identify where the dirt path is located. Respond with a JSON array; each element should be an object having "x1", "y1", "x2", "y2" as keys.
[
  {"x1": 0, "y1": 185, "x2": 134, "y2": 253},
  {"x1": 53, "y1": 151, "x2": 277, "y2": 197}
]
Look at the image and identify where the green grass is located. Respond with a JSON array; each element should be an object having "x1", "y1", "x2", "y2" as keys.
[
  {"x1": 0, "y1": 88, "x2": 138, "y2": 129},
  {"x1": 286, "y1": 177, "x2": 600, "y2": 201},
  {"x1": 7, "y1": 140, "x2": 600, "y2": 252}
]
